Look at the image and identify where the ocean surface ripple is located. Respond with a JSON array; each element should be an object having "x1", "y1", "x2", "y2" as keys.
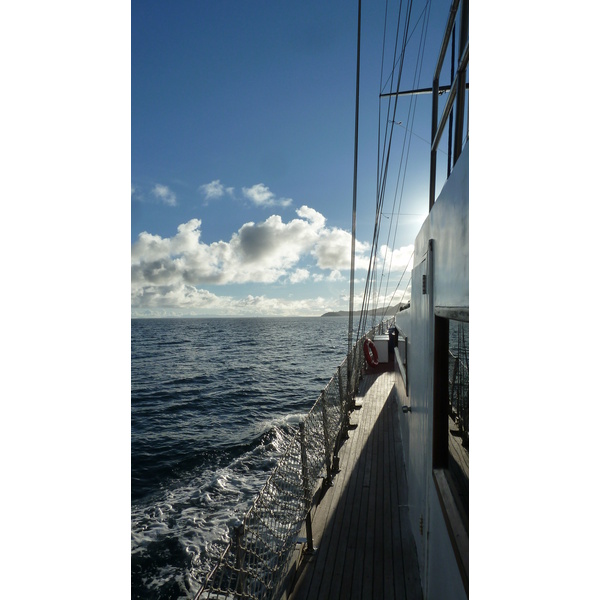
[{"x1": 131, "y1": 317, "x2": 351, "y2": 599}]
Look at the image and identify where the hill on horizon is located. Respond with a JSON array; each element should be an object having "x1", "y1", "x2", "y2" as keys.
[{"x1": 321, "y1": 302, "x2": 408, "y2": 318}]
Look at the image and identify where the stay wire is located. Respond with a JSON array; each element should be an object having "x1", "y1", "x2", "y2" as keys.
[
  {"x1": 370, "y1": 1, "x2": 414, "y2": 316},
  {"x1": 359, "y1": 0, "x2": 406, "y2": 340},
  {"x1": 357, "y1": 0, "x2": 414, "y2": 344},
  {"x1": 378, "y1": 1, "x2": 432, "y2": 308},
  {"x1": 381, "y1": 250, "x2": 414, "y2": 319}
]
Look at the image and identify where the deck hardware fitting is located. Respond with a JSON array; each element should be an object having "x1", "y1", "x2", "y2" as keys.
[
  {"x1": 402, "y1": 405, "x2": 412, "y2": 413},
  {"x1": 332, "y1": 456, "x2": 340, "y2": 473}
]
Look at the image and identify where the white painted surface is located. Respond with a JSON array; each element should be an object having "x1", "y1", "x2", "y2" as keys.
[
  {"x1": 393, "y1": 143, "x2": 469, "y2": 599},
  {"x1": 373, "y1": 335, "x2": 389, "y2": 363}
]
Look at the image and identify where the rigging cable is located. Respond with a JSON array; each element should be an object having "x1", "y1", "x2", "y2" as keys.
[
  {"x1": 379, "y1": 0, "x2": 432, "y2": 94},
  {"x1": 378, "y1": 0, "x2": 432, "y2": 313},
  {"x1": 381, "y1": 250, "x2": 414, "y2": 319},
  {"x1": 356, "y1": 0, "x2": 407, "y2": 341},
  {"x1": 357, "y1": 0, "x2": 414, "y2": 344}
]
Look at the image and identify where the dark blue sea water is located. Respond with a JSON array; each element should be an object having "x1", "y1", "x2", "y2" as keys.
[{"x1": 131, "y1": 317, "x2": 351, "y2": 599}]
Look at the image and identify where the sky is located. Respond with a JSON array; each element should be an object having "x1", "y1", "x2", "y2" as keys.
[{"x1": 131, "y1": 0, "x2": 452, "y2": 317}]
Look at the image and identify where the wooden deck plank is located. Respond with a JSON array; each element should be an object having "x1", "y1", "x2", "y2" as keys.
[
  {"x1": 393, "y1": 404, "x2": 423, "y2": 600},
  {"x1": 348, "y1": 378, "x2": 377, "y2": 599},
  {"x1": 336, "y1": 434, "x2": 367, "y2": 598},
  {"x1": 291, "y1": 397, "x2": 368, "y2": 600},
  {"x1": 382, "y1": 393, "x2": 396, "y2": 599},
  {"x1": 350, "y1": 382, "x2": 379, "y2": 596},
  {"x1": 389, "y1": 394, "x2": 408, "y2": 599},
  {"x1": 312, "y1": 416, "x2": 359, "y2": 599},
  {"x1": 362, "y1": 383, "x2": 379, "y2": 600},
  {"x1": 319, "y1": 392, "x2": 370, "y2": 600},
  {"x1": 287, "y1": 370, "x2": 422, "y2": 600},
  {"x1": 316, "y1": 372, "x2": 379, "y2": 600}
]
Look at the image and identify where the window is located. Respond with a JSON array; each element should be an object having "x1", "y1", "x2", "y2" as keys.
[
  {"x1": 447, "y1": 319, "x2": 469, "y2": 520},
  {"x1": 433, "y1": 316, "x2": 469, "y2": 586}
]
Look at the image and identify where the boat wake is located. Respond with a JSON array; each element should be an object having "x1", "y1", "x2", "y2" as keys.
[{"x1": 131, "y1": 417, "x2": 300, "y2": 599}]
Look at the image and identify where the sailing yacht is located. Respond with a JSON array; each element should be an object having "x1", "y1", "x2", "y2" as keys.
[{"x1": 198, "y1": 0, "x2": 468, "y2": 598}]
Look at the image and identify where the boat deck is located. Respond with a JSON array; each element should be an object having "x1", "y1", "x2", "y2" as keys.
[{"x1": 286, "y1": 368, "x2": 423, "y2": 600}]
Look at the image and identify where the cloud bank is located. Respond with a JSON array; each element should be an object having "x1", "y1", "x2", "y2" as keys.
[{"x1": 131, "y1": 205, "x2": 413, "y2": 315}]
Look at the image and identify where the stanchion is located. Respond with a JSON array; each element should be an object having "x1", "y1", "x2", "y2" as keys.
[{"x1": 299, "y1": 421, "x2": 314, "y2": 553}]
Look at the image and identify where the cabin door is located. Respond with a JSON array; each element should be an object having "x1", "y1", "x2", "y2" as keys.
[{"x1": 406, "y1": 247, "x2": 434, "y2": 583}]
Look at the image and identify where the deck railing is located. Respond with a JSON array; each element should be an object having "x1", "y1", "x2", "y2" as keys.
[{"x1": 195, "y1": 319, "x2": 394, "y2": 600}]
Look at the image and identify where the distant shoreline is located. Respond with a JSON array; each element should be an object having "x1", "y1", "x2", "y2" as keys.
[{"x1": 321, "y1": 303, "x2": 407, "y2": 318}]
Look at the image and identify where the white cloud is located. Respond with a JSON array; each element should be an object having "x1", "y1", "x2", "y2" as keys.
[
  {"x1": 313, "y1": 227, "x2": 370, "y2": 270},
  {"x1": 131, "y1": 283, "x2": 222, "y2": 309},
  {"x1": 378, "y1": 244, "x2": 414, "y2": 273},
  {"x1": 199, "y1": 179, "x2": 233, "y2": 200},
  {"x1": 131, "y1": 204, "x2": 376, "y2": 310},
  {"x1": 289, "y1": 268, "x2": 310, "y2": 283},
  {"x1": 152, "y1": 183, "x2": 177, "y2": 206},
  {"x1": 131, "y1": 287, "x2": 341, "y2": 317},
  {"x1": 326, "y1": 270, "x2": 345, "y2": 282},
  {"x1": 242, "y1": 183, "x2": 293, "y2": 207}
]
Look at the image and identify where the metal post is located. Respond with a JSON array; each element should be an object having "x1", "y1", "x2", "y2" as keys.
[
  {"x1": 337, "y1": 366, "x2": 350, "y2": 440},
  {"x1": 233, "y1": 522, "x2": 246, "y2": 595},
  {"x1": 429, "y1": 75, "x2": 439, "y2": 211},
  {"x1": 447, "y1": 24, "x2": 455, "y2": 178},
  {"x1": 321, "y1": 396, "x2": 333, "y2": 486},
  {"x1": 299, "y1": 422, "x2": 314, "y2": 553},
  {"x1": 337, "y1": 365, "x2": 345, "y2": 411},
  {"x1": 453, "y1": 0, "x2": 469, "y2": 165}
]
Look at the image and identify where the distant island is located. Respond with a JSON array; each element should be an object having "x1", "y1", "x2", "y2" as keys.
[{"x1": 321, "y1": 302, "x2": 409, "y2": 317}]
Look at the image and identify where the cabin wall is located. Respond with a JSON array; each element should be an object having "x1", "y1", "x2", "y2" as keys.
[
  {"x1": 395, "y1": 309, "x2": 411, "y2": 477},
  {"x1": 414, "y1": 143, "x2": 469, "y2": 311},
  {"x1": 394, "y1": 143, "x2": 468, "y2": 600}
]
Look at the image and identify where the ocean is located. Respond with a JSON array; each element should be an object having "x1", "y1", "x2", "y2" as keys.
[{"x1": 131, "y1": 316, "x2": 353, "y2": 599}]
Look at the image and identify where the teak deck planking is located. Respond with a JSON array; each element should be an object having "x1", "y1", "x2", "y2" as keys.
[{"x1": 287, "y1": 369, "x2": 423, "y2": 600}]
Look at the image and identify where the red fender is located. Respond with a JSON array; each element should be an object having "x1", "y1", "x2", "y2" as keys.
[{"x1": 363, "y1": 338, "x2": 379, "y2": 368}]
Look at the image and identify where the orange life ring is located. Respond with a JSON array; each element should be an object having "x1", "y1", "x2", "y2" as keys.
[{"x1": 363, "y1": 338, "x2": 379, "y2": 367}]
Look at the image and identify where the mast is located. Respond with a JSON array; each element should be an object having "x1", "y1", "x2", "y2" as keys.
[{"x1": 348, "y1": 0, "x2": 362, "y2": 364}]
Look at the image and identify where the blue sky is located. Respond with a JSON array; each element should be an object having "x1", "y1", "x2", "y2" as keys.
[{"x1": 131, "y1": 0, "x2": 453, "y2": 317}]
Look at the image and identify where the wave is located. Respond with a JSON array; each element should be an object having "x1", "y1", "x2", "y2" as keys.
[
  {"x1": 131, "y1": 420, "x2": 298, "y2": 599},
  {"x1": 131, "y1": 316, "x2": 350, "y2": 598}
]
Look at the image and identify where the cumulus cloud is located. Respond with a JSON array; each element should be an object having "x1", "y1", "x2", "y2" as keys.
[
  {"x1": 313, "y1": 270, "x2": 346, "y2": 283},
  {"x1": 132, "y1": 206, "x2": 331, "y2": 290},
  {"x1": 289, "y1": 268, "x2": 310, "y2": 284},
  {"x1": 242, "y1": 183, "x2": 293, "y2": 207},
  {"x1": 131, "y1": 205, "x2": 377, "y2": 311},
  {"x1": 199, "y1": 179, "x2": 233, "y2": 200},
  {"x1": 152, "y1": 183, "x2": 177, "y2": 206},
  {"x1": 313, "y1": 228, "x2": 370, "y2": 270},
  {"x1": 326, "y1": 270, "x2": 345, "y2": 282},
  {"x1": 131, "y1": 283, "x2": 222, "y2": 309},
  {"x1": 378, "y1": 244, "x2": 414, "y2": 272}
]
